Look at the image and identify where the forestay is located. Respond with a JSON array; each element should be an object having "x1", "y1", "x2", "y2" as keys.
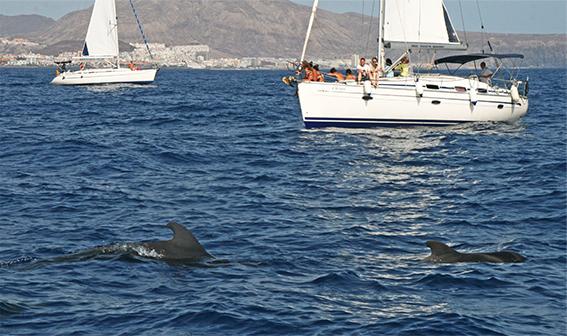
[
  {"x1": 82, "y1": 0, "x2": 119, "y2": 58},
  {"x1": 383, "y1": 0, "x2": 465, "y2": 50}
]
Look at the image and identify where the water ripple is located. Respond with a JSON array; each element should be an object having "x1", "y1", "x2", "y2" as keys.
[{"x1": 0, "y1": 68, "x2": 564, "y2": 335}]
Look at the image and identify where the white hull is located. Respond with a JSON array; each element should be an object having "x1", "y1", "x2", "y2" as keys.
[
  {"x1": 51, "y1": 68, "x2": 158, "y2": 85},
  {"x1": 297, "y1": 75, "x2": 528, "y2": 128}
]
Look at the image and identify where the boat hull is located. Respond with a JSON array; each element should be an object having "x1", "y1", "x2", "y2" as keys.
[
  {"x1": 51, "y1": 68, "x2": 158, "y2": 85},
  {"x1": 297, "y1": 76, "x2": 528, "y2": 128}
]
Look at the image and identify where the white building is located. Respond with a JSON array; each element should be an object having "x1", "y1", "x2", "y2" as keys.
[{"x1": 124, "y1": 43, "x2": 210, "y2": 67}]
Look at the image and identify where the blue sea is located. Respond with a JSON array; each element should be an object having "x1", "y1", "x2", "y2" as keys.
[{"x1": 0, "y1": 67, "x2": 565, "y2": 335}]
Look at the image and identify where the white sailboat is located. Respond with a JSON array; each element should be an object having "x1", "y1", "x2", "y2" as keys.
[
  {"x1": 51, "y1": 0, "x2": 157, "y2": 85},
  {"x1": 289, "y1": 0, "x2": 529, "y2": 128}
]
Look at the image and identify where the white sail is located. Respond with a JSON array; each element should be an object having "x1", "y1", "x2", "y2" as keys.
[
  {"x1": 82, "y1": 0, "x2": 119, "y2": 58},
  {"x1": 383, "y1": 0, "x2": 464, "y2": 49}
]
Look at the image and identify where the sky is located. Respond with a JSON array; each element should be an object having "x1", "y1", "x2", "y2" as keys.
[{"x1": 0, "y1": 0, "x2": 565, "y2": 34}]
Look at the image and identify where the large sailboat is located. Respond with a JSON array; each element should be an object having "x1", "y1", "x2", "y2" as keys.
[
  {"x1": 51, "y1": 0, "x2": 157, "y2": 85},
  {"x1": 288, "y1": 0, "x2": 529, "y2": 128}
]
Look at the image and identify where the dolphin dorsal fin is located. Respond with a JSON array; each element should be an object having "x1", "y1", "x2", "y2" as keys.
[
  {"x1": 426, "y1": 241, "x2": 458, "y2": 256},
  {"x1": 167, "y1": 221, "x2": 208, "y2": 254}
]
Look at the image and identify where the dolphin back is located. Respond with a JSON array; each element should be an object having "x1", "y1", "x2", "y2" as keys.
[
  {"x1": 425, "y1": 240, "x2": 526, "y2": 263},
  {"x1": 140, "y1": 222, "x2": 213, "y2": 261},
  {"x1": 424, "y1": 241, "x2": 460, "y2": 262},
  {"x1": 165, "y1": 221, "x2": 212, "y2": 259},
  {"x1": 483, "y1": 251, "x2": 526, "y2": 263}
]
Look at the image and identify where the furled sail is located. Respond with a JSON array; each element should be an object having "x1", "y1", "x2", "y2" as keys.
[
  {"x1": 383, "y1": 0, "x2": 465, "y2": 50},
  {"x1": 82, "y1": 0, "x2": 119, "y2": 58}
]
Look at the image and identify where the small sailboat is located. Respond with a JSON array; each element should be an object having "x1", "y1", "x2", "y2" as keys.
[
  {"x1": 287, "y1": 0, "x2": 529, "y2": 128},
  {"x1": 51, "y1": 0, "x2": 157, "y2": 85}
]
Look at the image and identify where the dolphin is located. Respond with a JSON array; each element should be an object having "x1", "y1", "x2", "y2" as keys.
[
  {"x1": 33, "y1": 222, "x2": 213, "y2": 266},
  {"x1": 424, "y1": 241, "x2": 526, "y2": 263},
  {"x1": 137, "y1": 221, "x2": 213, "y2": 261},
  {"x1": 3, "y1": 222, "x2": 214, "y2": 270}
]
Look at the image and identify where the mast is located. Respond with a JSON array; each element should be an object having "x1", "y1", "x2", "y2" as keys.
[
  {"x1": 300, "y1": 0, "x2": 319, "y2": 62},
  {"x1": 114, "y1": 0, "x2": 120, "y2": 68},
  {"x1": 377, "y1": 0, "x2": 385, "y2": 69}
]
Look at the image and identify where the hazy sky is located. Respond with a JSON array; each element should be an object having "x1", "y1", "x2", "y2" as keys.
[{"x1": 0, "y1": 0, "x2": 565, "y2": 34}]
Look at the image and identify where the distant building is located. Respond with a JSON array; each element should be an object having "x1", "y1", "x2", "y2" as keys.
[
  {"x1": 352, "y1": 54, "x2": 359, "y2": 68},
  {"x1": 125, "y1": 43, "x2": 210, "y2": 67},
  {"x1": 5, "y1": 53, "x2": 53, "y2": 66},
  {"x1": 0, "y1": 37, "x2": 40, "y2": 47}
]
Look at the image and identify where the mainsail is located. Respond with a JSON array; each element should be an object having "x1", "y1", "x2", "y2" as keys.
[
  {"x1": 383, "y1": 0, "x2": 465, "y2": 50},
  {"x1": 82, "y1": 0, "x2": 119, "y2": 58}
]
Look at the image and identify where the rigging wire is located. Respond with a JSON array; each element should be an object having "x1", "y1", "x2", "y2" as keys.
[
  {"x1": 458, "y1": 0, "x2": 468, "y2": 47},
  {"x1": 361, "y1": 0, "x2": 365, "y2": 54},
  {"x1": 365, "y1": 0, "x2": 377, "y2": 56},
  {"x1": 394, "y1": 0, "x2": 410, "y2": 58},
  {"x1": 475, "y1": 0, "x2": 493, "y2": 53},
  {"x1": 415, "y1": 0, "x2": 422, "y2": 73},
  {"x1": 128, "y1": 0, "x2": 154, "y2": 60}
]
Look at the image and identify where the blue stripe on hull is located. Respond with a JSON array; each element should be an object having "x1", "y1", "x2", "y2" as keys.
[
  {"x1": 59, "y1": 81, "x2": 155, "y2": 86},
  {"x1": 304, "y1": 117, "x2": 469, "y2": 128}
]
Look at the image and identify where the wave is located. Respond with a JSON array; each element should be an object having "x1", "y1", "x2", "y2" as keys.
[
  {"x1": 413, "y1": 273, "x2": 514, "y2": 289},
  {"x1": 0, "y1": 244, "x2": 150, "y2": 270},
  {"x1": 0, "y1": 300, "x2": 30, "y2": 316},
  {"x1": 308, "y1": 270, "x2": 387, "y2": 292},
  {"x1": 0, "y1": 256, "x2": 36, "y2": 268},
  {"x1": 370, "y1": 312, "x2": 508, "y2": 336}
]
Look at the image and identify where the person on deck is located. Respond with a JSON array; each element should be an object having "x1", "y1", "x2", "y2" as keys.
[
  {"x1": 384, "y1": 58, "x2": 394, "y2": 78},
  {"x1": 370, "y1": 57, "x2": 382, "y2": 86},
  {"x1": 395, "y1": 56, "x2": 410, "y2": 77},
  {"x1": 357, "y1": 57, "x2": 371, "y2": 83},
  {"x1": 479, "y1": 61, "x2": 493, "y2": 84},
  {"x1": 299, "y1": 61, "x2": 307, "y2": 75},
  {"x1": 313, "y1": 64, "x2": 325, "y2": 82},
  {"x1": 327, "y1": 68, "x2": 345, "y2": 81},
  {"x1": 302, "y1": 61, "x2": 315, "y2": 81},
  {"x1": 345, "y1": 69, "x2": 356, "y2": 81}
]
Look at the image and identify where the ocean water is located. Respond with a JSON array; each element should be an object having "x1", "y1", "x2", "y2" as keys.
[{"x1": 0, "y1": 67, "x2": 565, "y2": 335}]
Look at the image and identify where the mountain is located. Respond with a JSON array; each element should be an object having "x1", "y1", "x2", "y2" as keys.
[
  {"x1": 481, "y1": 33, "x2": 567, "y2": 68},
  {"x1": 3, "y1": 0, "x2": 566, "y2": 67},
  {"x1": 32, "y1": 0, "x2": 378, "y2": 58},
  {"x1": 0, "y1": 14, "x2": 55, "y2": 37}
]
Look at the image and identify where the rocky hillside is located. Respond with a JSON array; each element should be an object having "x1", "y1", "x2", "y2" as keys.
[
  {"x1": 30, "y1": 0, "x2": 377, "y2": 58},
  {"x1": 0, "y1": 14, "x2": 55, "y2": 37}
]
